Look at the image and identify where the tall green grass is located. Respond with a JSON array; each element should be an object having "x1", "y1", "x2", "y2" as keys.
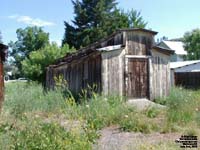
[
  {"x1": 4, "y1": 82, "x2": 66, "y2": 115},
  {"x1": 157, "y1": 87, "x2": 200, "y2": 133},
  {"x1": 0, "y1": 118, "x2": 93, "y2": 150},
  {"x1": 165, "y1": 87, "x2": 200, "y2": 124},
  {"x1": 1, "y1": 82, "x2": 138, "y2": 149},
  {"x1": 1, "y1": 83, "x2": 200, "y2": 149}
]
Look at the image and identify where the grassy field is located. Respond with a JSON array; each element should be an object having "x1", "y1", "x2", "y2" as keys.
[{"x1": 0, "y1": 82, "x2": 199, "y2": 149}]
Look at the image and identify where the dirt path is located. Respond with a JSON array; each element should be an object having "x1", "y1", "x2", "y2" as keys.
[
  {"x1": 37, "y1": 113, "x2": 198, "y2": 150},
  {"x1": 94, "y1": 126, "x2": 181, "y2": 150}
]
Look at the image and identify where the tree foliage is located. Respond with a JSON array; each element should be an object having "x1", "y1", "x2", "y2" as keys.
[
  {"x1": 128, "y1": 10, "x2": 147, "y2": 28},
  {"x1": 62, "y1": 0, "x2": 147, "y2": 49},
  {"x1": 9, "y1": 26, "x2": 49, "y2": 76},
  {"x1": 183, "y1": 29, "x2": 200, "y2": 60},
  {"x1": 22, "y1": 43, "x2": 75, "y2": 83}
]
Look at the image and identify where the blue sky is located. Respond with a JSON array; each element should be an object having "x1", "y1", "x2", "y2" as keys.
[{"x1": 1, "y1": 0, "x2": 200, "y2": 45}]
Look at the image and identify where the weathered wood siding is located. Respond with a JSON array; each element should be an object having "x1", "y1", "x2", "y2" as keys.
[
  {"x1": 149, "y1": 49, "x2": 171, "y2": 100},
  {"x1": 99, "y1": 32, "x2": 125, "y2": 48},
  {"x1": 126, "y1": 58, "x2": 149, "y2": 98},
  {"x1": 46, "y1": 66, "x2": 55, "y2": 89},
  {"x1": 170, "y1": 69, "x2": 175, "y2": 86},
  {"x1": 46, "y1": 52, "x2": 102, "y2": 95},
  {"x1": 101, "y1": 49, "x2": 125, "y2": 96},
  {"x1": 46, "y1": 29, "x2": 172, "y2": 100},
  {"x1": 125, "y1": 31, "x2": 154, "y2": 55}
]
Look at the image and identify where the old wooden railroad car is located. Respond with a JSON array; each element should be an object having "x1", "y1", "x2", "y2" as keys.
[{"x1": 46, "y1": 28, "x2": 174, "y2": 100}]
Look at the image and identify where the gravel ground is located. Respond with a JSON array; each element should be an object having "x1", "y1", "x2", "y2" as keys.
[
  {"x1": 94, "y1": 99, "x2": 178, "y2": 150},
  {"x1": 94, "y1": 126, "x2": 180, "y2": 150}
]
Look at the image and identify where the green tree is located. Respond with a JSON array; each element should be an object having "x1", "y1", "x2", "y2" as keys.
[
  {"x1": 9, "y1": 26, "x2": 49, "y2": 77},
  {"x1": 109, "y1": 9, "x2": 147, "y2": 30},
  {"x1": 63, "y1": 0, "x2": 147, "y2": 49},
  {"x1": 63, "y1": 0, "x2": 118, "y2": 49},
  {"x1": 183, "y1": 29, "x2": 200, "y2": 60},
  {"x1": 22, "y1": 43, "x2": 75, "y2": 83},
  {"x1": 128, "y1": 10, "x2": 147, "y2": 28}
]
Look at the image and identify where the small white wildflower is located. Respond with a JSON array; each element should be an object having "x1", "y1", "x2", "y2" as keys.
[
  {"x1": 4, "y1": 126, "x2": 9, "y2": 131},
  {"x1": 195, "y1": 108, "x2": 199, "y2": 111},
  {"x1": 35, "y1": 114, "x2": 39, "y2": 118},
  {"x1": 86, "y1": 105, "x2": 89, "y2": 108},
  {"x1": 104, "y1": 98, "x2": 108, "y2": 101},
  {"x1": 124, "y1": 115, "x2": 128, "y2": 118}
]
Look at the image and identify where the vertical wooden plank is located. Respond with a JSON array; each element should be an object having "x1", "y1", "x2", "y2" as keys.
[
  {"x1": 127, "y1": 58, "x2": 148, "y2": 98},
  {"x1": 126, "y1": 31, "x2": 154, "y2": 56}
]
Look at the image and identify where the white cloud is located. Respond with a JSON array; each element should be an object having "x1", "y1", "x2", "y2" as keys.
[
  {"x1": 8, "y1": 14, "x2": 55, "y2": 27},
  {"x1": 8, "y1": 14, "x2": 19, "y2": 19}
]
